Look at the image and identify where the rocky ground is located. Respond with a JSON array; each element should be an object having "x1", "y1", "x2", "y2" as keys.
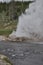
[
  {"x1": 0, "y1": 35, "x2": 43, "y2": 42},
  {"x1": 0, "y1": 54, "x2": 12, "y2": 65},
  {"x1": 0, "y1": 35, "x2": 41, "y2": 42}
]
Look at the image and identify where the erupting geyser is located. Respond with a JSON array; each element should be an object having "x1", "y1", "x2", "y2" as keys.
[{"x1": 9, "y1": 0, "x2": 43, "y2": 41}]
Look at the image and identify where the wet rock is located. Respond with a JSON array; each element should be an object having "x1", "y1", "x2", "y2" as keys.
[{"x1": 0, "y1": 54, "x2": 12, "y2": 65}]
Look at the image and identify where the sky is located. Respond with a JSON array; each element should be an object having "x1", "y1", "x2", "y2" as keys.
[
  {"x1": 0, "y1": 0, "x2": 10, "y2": 2},
  {"x1": 0, "y1": 0, "x2": 34, "y2": 2}
]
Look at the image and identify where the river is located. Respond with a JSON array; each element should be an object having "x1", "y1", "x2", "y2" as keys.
[{"x1": 0, "y1": 41, "x2": 43, "y2": 65}]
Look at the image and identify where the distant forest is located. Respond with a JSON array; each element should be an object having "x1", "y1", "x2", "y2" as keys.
[
  {"x1": 0, "y1": 1, "x2": 32, "y2": 20},
  {"x1": 0, "y1": 1, "x2": 33, "y2": 35}
]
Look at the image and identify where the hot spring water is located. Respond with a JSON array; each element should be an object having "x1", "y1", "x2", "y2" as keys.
[{"x1": 10, "y1": 0, "x2": 43, "y2": 40}]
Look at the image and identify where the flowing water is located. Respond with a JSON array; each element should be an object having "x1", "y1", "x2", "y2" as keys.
[{"x1": 10, "y1": 0, "x2": 43, "y2": 40}]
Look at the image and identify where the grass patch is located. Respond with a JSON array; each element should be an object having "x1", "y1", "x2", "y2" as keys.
[
  {"x1": 0, "y1": 20, "x2": 17, "y2": 36},
  {"x1": 0, "y1": 29, "x2": 12, "y2": 36}
]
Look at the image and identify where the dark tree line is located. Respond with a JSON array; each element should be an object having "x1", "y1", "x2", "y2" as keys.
[{"x1": 0, "y1": 1, "x2": 32, "y2": 20}]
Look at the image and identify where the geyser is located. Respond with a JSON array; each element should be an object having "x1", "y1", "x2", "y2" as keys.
[{"x1": 10, "y1": 0, "x2": 43, "y2": 40}]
